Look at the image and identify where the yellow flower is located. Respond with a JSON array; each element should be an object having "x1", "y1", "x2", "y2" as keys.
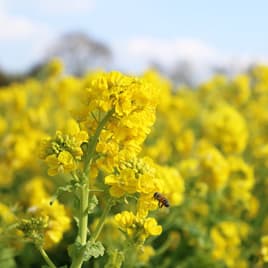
[
  {"x1": 197, "y1": 140, "x2": 229, "y2": 191},
  {"x1": 115, "y1": 211, "x2": 135, "y2": 227},
  {"x1": 198, "y1": 75, "x2": 227, "y2": 95},
  {"x1": 62, "y1": 119, "x2": 88, "y2": 159},
  {"x1": 137, "y1": 173, "x2": 158, "y2": 195},
  {"x1": 202, "y1": 104, "x2": 248, "y2": 153},
  {"x1": 261, "y1": 236, "x2": 268, "y2": 262},
  {"x1": 156, "y1": 165, "x2": 185, "y2": 206},
  {"x1": 105, "y1": 168, "x2": 137, "y2": 197},
  {"x1": 137, "y1": 195, "x2": 158, "y2": 218},
  {"x1": 115, "y1": 211, "x2": 136, "y2": 236},
  {"x1": 105, "y1": 157, "x2": 163, "y2": 217},
  {"x1": 45, "y1": 58, "x2": 63, "y2": 77},
  {"x1": 143, "y1": 217, "x2": 162, "y2": 236},
  {"x1": 22, "y1": 176, "x2": 53, "y2": 205},
  {"x1": 143, "y1": 138, "x2": 172, "y2": 164},
  {"x1": 138, "y1": 245, "x2": 155, "y2": 263},
  {"x1": 40, "y1": 120, "x2": 88, "y2": 175},
  {"x1": 223, "y1": 156, "x2": 256, "y2": 216},
  {"x1": 178, "y1": 158, "x2": 199, "y2": 178},
  {"x1": 228, "y1": 75, "x2": 250, "y2": 105},
  {"x1": 21, "y1": 178, "x2": 71, "y2": 249},
  {"x1": 175, "y1": 129, "x2": 195, "y2": 156},
  {"x1": 210, "y1": 221, "x2": 246, "y2": 267},
  {"x1": 115, "y1": 211, "x2": 162, "y2": 242},
  {"x1": 40, "y1": 200, "x2": 71, "y2": 249},
  {"x1": 0, "y1": 203, "x2": 16, "y2": 224},
  {"x1": 45, "y1": 151, "x2": 76, "y2": 176},
  {"x1": 73, "y1": 71, "x2": 159, "y2": 171},
  {"x1": 142, "y1": 69, "x2": 172, "y2": 113},
  {"x1": 106, "y1": 158, "x2": 150, "y2": 195}
]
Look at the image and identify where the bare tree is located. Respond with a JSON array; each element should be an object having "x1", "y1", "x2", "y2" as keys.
[
  {"x1": 149, "y1": 59, "x2": 196, "y2": 87},
  {"x1": 169, "y1": 60, "x2": 195, "y2": 86},
  {"x1": 46, "y1": 32, "x2": 112, "y2": 75}
]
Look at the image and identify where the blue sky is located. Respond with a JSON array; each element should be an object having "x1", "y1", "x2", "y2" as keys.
[{"x1": 0, "y1": 0, "x2": 268, "y2": 74}]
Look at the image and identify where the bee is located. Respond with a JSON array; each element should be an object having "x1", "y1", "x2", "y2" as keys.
[{"x1": 153, "y1": 192, "x2": 170, "y2": 208}]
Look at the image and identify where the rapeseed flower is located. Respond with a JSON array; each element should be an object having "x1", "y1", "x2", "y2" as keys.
[
  {"x1": 115, "y1": 211, "x2": 162, "y2": 242},
  {"x1": 21, "y1": 177, "x2": 71, "y2": 249},
  {"x1": 202, "y1": 104, "x2": 248, "y2": 154}
]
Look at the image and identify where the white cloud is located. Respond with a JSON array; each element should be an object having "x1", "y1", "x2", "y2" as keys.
[
  {"x1": 126, "y1": 37, "x2": 221, "y2": 65},
  {"x1": 0, "y1": 11, "x2": 51, "y2": 41},
  {"x1": 0, "y1": 4, "x2": 55, "y2": 72},
  {"x1": 112, "y1": 36, "x2": 268, "y2": 77}
]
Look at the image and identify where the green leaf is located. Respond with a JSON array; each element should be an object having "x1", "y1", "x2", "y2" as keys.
[
  {"x1": 87, "y1": 195, "x2": 98, "y2": 214},
  {"x1": 68, "y1": 240, "x2": 105, "y2": 262},
  {"x1": 68, "y1": 241, "x2": 83, "y2": 260},
  {"x1": 83, "y1": 241, "x2": 105, "y2": 261}
]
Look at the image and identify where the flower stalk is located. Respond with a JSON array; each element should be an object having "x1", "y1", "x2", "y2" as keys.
[
  {"x1": 71, "y1": 110, "x2": 113, "y2": 268},
  {"x1": 37, "y1": 245, "x2": 57, "y2": 268},
  {"x1": 91, "y1": 197, "x2": 114, "y2": 242}
]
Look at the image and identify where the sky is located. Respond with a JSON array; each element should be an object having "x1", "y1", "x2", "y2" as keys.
[{"x1": 0, "y1": 0, "x2": 268, "y2": 77}]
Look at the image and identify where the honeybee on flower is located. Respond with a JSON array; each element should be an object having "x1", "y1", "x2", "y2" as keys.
[{"x1": 153, "y1": 192, "x2": 170, "y2": 208}]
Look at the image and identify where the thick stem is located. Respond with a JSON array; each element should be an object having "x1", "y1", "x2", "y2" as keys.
[
  {"x1": 37, "y1": 245, "x2": 57, "y2": 268},
  {"x1": 70, "y1": 174, "x2": 90, "y2": 268},
  {"x1": 71, "y1": 199, "x2": 114, "y2": 268},
  {"x1": 70, "y1": 253, "x2": 83, "y2": 268},
  {"x1": 71, "y1": 110, "x2": 113, "y2": 268},
  {"x1": 79, "y1": 182, "x2": 89, "y2": 245}
]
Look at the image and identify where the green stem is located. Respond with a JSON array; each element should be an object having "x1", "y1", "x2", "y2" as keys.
[
  {"x1": 37, "y1": 245, "x2": 57, "y2": 268},
  {"x1": 70, "y1": 253, "x2": 83, "y2": 268},
  {"x1": 84, "y1": 110, "x2": 114, "y2": 174},
  {"x1": 123, "y1": 242, "x2": 136, "y2": 268},
  {"x1": 71, "y1": 110, "x2": 113, "y2": 268},
  {"x1": 91, "y1": 198, "x2": 114, "y2": 242},
  {"x1": 79, "y1": 181, "x2": 89, "y2": 245},
  {"x1": 70, "y1": 173, "x2": 90, "y2": 268},
  {"x1": 80, "y1": 198, "x2": 114, "y2": 264},
  {"x1": 154, "y1": 236, "x2": 173, "y2": 256}
]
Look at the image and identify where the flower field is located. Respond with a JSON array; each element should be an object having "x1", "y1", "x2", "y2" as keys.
[{"x1": 1, "y1": 59, "x2": 268, "y2": 267}]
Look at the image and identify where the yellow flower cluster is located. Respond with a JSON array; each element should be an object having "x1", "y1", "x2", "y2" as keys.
[
  {"x1": 73, "y1": 71, "x2": 159, "y2": 172},
  {"x1": 202, "y1": 104, "x2": 248, "y2": 153},
  {"x1": 3, "y1": 60, "x2": 268, "y2": 267},
  {"x1": 140, "y1": 67, "x2": 268, "y2": 267},
  {"x1": 210, "y1": 221, "x2": 249, "y2": 267},
  {"x1": 21, "y1": 177, "x2": 71, "y2": 249},
  {"x1": 114, "y1": 211, "x2": 162, "y2": 242},
  {"x1": 0, "y1": 203, "x2": 16, "y2": 228},
  {"x1": 105, "y1": 157, "x2": 163, "y2": 217},
  {"x1": 223, "y1": 156, "x2": 257, "y2": 217},
  {"x1": 105, "y1": 156, "x2": 184, "y2": 218},
  {"x1": 39, "y1": 120, "x2": 88, "y2": 176},
  {"x1": 196, "y1": 140, "x2": 229, "y2": 191},
  {"x1": 261, "y1": 235, "x2": 268, "y2": 263}
]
